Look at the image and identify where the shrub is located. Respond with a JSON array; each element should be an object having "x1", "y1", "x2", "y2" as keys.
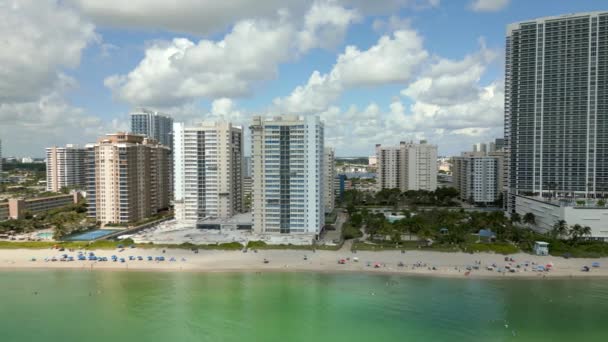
[{"x1": 343, "y1": 223, "x2": 363, "y2": 240}]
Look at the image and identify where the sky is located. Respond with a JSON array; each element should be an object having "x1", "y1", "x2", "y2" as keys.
[{"x1": 1, "y1": 0, "x2": 606, "y2": 158}]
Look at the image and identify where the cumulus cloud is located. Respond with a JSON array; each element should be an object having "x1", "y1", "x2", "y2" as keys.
[
  {"x1": 273, "y1": 32, "x2": 503, "y2": 155},
  {"x1": 0, "y1": 0, "x2": 96, "y2": 103},
  {"x1": 469, "y1": 0, "x2": 510, "y2": 12},
  {"x1": 297, "y1": 1, "x2": 361, "y2": 51},
  {"x1": 401, "y1": 41, "x2": 497, "y2": 105},
  {"x1": 0, "y1": 0, "x2": 118, "y2": 156},
  {"x1": 105, "y1": 2, "x2": 361, "y2": 107},
  {"x1": 274, "y1": 28, "x2": 429, "y2": 113},
  {"x1": 105, "y1": 18, "x2": 294, "y2": 107},
  {"x1": 0, "y1": 89, "x2": 119, "y2": 156},
  {"x1": 67, "y1": 0, "x2": 308, "y2": 36},
  {"x1": 67, "y1": 0, "x2": 438, "y2": 35}
]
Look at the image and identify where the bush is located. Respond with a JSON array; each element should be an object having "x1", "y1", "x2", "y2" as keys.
[
  {"x1": 217, "y1": 242, "x2": 244, "y2": 249},
  {"x1": 343, "y1": 223, "x2": 363, "y2": 240},
  {"x1": 246, "y1": 240, "x2": 267, "y2": 248}
]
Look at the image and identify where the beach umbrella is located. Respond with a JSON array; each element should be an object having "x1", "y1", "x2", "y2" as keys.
[{"x1": 592, "y1": 262, "x2": 600, "y2": 268}]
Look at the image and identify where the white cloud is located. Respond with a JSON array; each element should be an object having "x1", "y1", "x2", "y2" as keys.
[
  {"x1": 276, "y1": 37, "x2": 504, "y2": 155},
  {"x1": 67, "y1": 0, "x2": 308, "y2": 36},
  {"x1": 372, "y1": 16, "x2": 412, "y2": 33},
  {"x1": 67, "y1": 0, "x2": 438, "y2": 35},
  {"x1": 0, "y1": 0, "x2": 124, "y2": 156},
  {"x1": 0, "y1": 0, "x2": 96, "y2": 103},
  {"x1": 0, "y1": 89, "x2": 118, "y2": 156},
  {"x1": 105, "y1": 17, "x2": 295, "y2": 107},
  {"x1": 340, "y1": 0, "x2": 440, "y2": 14},
  {"x1": 402, "y1": 41, "x2": 497, "y2": 105},
  {"x1": 104, "y1": 2, "x2": 361, "y2": 107},
  {"x1": 274, "y1": 28, "x2": 428, "y2": 113},
  {"x1": 469, "y1": 0, "x2": 510, "y2": 12},
  {"x1": 297, "y1": 1, "x2": 361, "y2": 51}
]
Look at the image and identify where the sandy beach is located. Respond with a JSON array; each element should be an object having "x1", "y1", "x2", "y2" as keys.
[{"x1": 1, "y1": 247, "x2": 607, "y2": 278}]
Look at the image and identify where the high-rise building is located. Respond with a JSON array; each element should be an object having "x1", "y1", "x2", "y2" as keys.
[
  {"x1": 87, "y1": 133, "x2": 171, "y2": 225},
  {"x1": 505, "y1": 12, "x2": 608, "y2": 201},
  {"x1": 323, "y1": 147, "x2": 336, "y2": 213},
  {"x1": 376, "y1": 140, "x2": 438, "y2": 192},
  {"x1": 453, "y1": 152, "x2": 504, "y2": 204},
  {"x1": 472, "y1": 143, "x2": 487, "y2": 153},
  {"x1": 130, "y1": 108, "x2": 174, "y2": 148},
  {"x1": 250, "y1": 115, "x2": 324, "y2": 235},
  {"x1": 173, "y1": 121, "x2": 244, "y2": 223},
  {"x1": 0, "y1": 139, "x2": 3, "y2": 183},
  {"x1": 494, "y1": 138, "x2": 505, "y2": 152},
  {"x1": 368, "y1": 155, "x2": 378, "y2": 167},
  {"x1": 243, "y1": 156, "x2": 252, "y2": 178},
  {"x1": 243, "y1": 176, "x2": 252, "y2": 212},
  {"x1": 45, "y1": 145, "x2": 86, "y2": 192}
]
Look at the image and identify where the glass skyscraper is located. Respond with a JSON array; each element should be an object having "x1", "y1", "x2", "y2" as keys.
[
  {"x1": 505, "y1": 12, "x2": 608, "y2": 201},
  {"x1": 130, "y1": 108, "x2": 174, "y2": 149}
]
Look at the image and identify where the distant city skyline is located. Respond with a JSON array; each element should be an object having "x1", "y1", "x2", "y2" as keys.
[{"x1": 2, "y1": 1, "x2": 607, "y2": 157}]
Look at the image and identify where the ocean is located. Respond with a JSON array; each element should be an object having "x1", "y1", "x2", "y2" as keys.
[{"x1": 1, "y1": 270, "x2": 606, "y2": 341}]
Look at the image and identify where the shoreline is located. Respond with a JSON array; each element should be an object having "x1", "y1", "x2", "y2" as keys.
[
  {"x1": 3, "y1": 264, "x2": 608, "y2": 280},
  {"x1": 1, "y1": 248, "x2": 607, "y2": 279}
]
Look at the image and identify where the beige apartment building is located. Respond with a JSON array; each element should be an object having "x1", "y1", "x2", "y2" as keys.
[
  {"x1": 46, "y1": 144, "x2": 87, "y2": 192},
  {"x1": 0, "y1": 193, "x2": 81, "y2": 221},
  {"x1": 173, "y1": 122, "x2": 244, "y2": 223},
  {"x1": 86, "y1": 133, "x2": 171, "y2": 225},
  {"x1": 376, "y1": 140, "x2": 438, "y2": 192}
]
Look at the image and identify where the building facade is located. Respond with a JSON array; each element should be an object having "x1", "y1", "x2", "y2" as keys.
[
  {"x1": 173, "y1": 122, "x2": 244, "y2": 223},
  {"x1": 473, "y1": 143, "x2": 487, "y2": 154},
  {"x1": 87, "y1": 133, "x2": 171, "y2": 225},
  {"x1": 0, "y1": 139, "x2": 3, "y2": 183},
  {"x1": 376, "y1": 140, "x2": 438, "y2": 192},
  {"x1": 505, "y1": 12, "x2": 608, "y2": 204},
  {"x1": 323, "y1": 147, "x2": 336, "y2": 213},
  {"x1": 243, "y1": 156, "x2": 252, "y2": 178},
  {"x1": 514, "y1": 195, "x2": 608, "y2": 241},
  {"x1": 130, "y1": 108, "x2": 174, "y2": 148},
  {"x1": 250, "y1": 115, "x2": 324, "y2": 235},
  {"x1": 6, "y1": 193, "x2": 81, "y2": 220},
  {"x1": 453, "y1": 152, "x2": 503, "y2": 204},
  {"x1": 45, "y1": 145, "x2": 86, "y2": 192}
]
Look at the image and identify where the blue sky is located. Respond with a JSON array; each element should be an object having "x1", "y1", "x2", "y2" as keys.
[{"x1": 1, "y1": 0, "x2": 607, "y2": 157}]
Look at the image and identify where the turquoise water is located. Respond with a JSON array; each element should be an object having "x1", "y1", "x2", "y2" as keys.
[
  {"x1": 63, "y1": 229, "x2": 117, "y2": 241},
  {"x1": 36, "y1": 232, "x2": 53, "y2": 239},
  {"x1": 1, "y1": 270, "x2": 607, "y2": 341}
]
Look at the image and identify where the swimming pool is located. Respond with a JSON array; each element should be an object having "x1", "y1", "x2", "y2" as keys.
[
  {"x1": 63, "y1": 229, "x2": 118, "y2": 241},
  {"x1": 36, "y1": 232, "x2": 53, "y2": 239}
]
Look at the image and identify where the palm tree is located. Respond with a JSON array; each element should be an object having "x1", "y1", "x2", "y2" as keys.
[
  {"x1": 523, "y1": 213, "x2": 536, "y2": 226},
  {"x1": 551, "y1": 220, "x2": 568, "y2": 239},
  {"x1": 570, "y1": 224, "x2": 592, "y2": 244},
  {"x1": 510, "y1": 212, "x2": 521, "y2": 224}
]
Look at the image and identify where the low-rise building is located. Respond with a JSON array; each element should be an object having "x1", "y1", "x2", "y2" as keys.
[
  {"x1": 4, "y1": 193, "x2": 81, "y2": 220},
  {"x1": 196, "y1": 212, "x2": 252, "y2": 231},
  {"x1": 514, "y1": 195, "x2": 608, "y2": 241}
]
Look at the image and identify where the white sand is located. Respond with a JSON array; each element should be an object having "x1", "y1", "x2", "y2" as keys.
[{"x1": 1, "y1": 248, "x2": 607, "y2": 278}]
